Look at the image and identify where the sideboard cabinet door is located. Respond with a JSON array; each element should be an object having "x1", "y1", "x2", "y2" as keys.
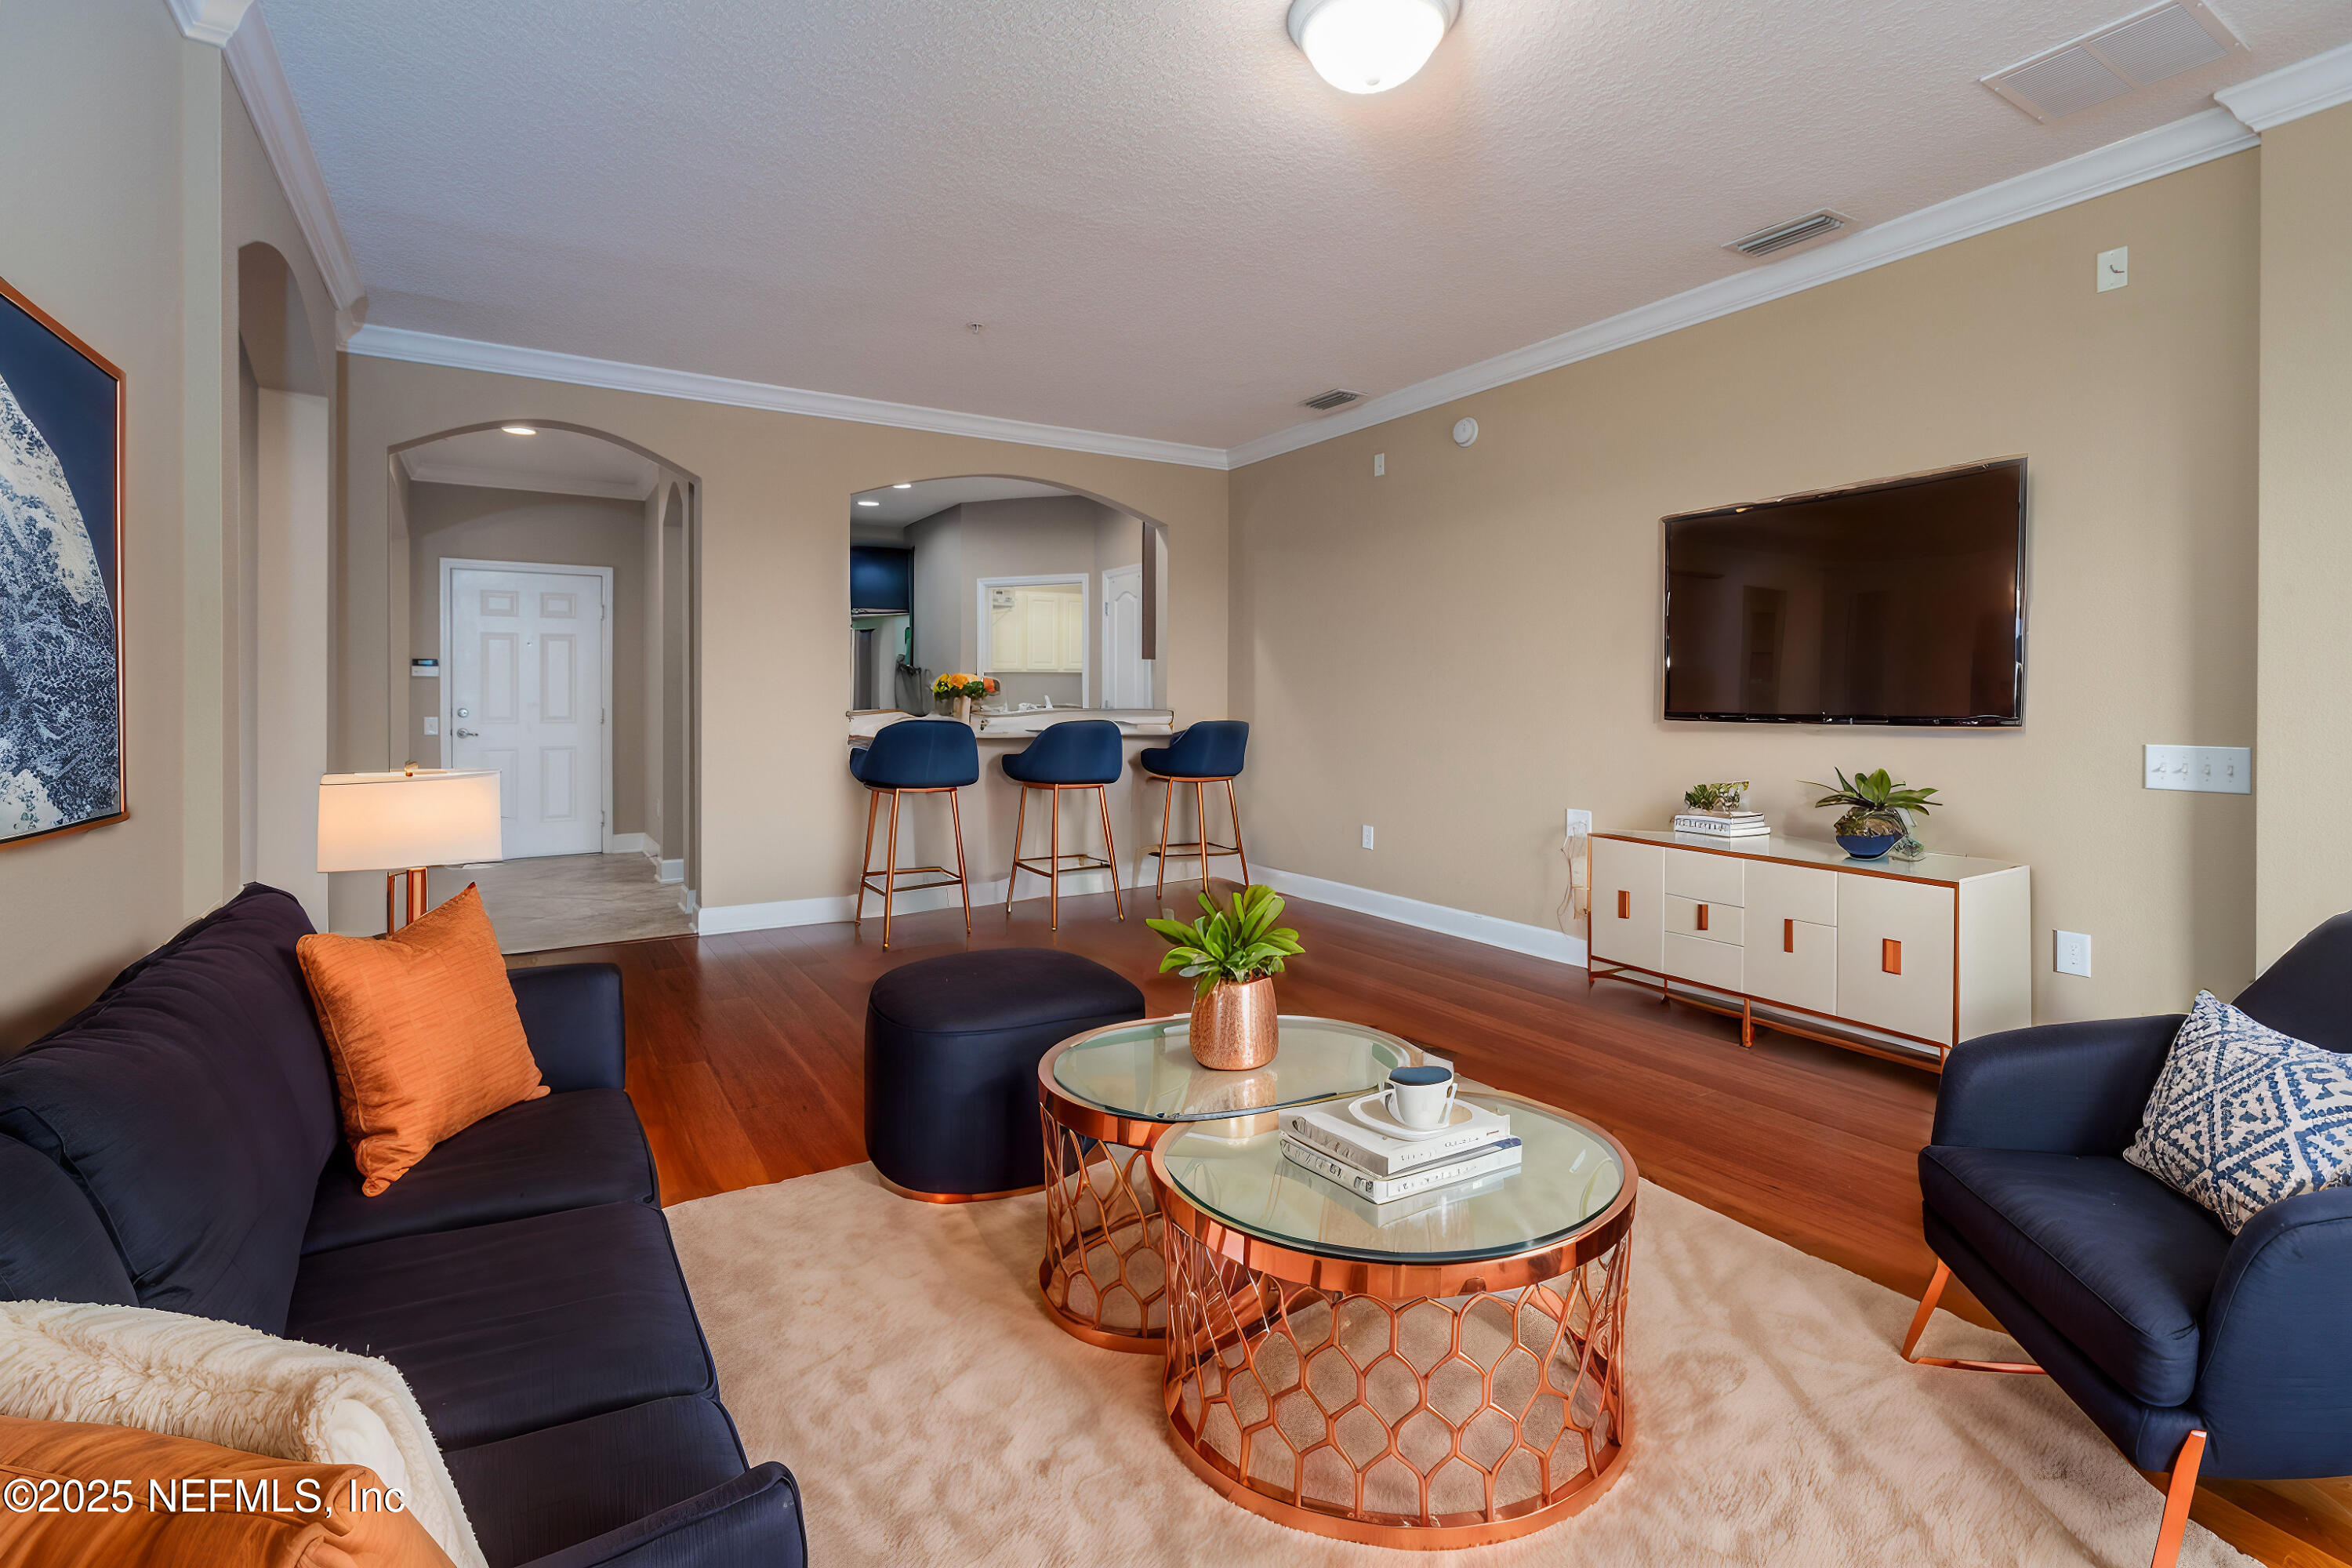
[
  {"x1": 1590, "y1": 837, "x2": 1664, "y2": 972},
  {"x1": 1835, "y1": 876, "x2": 1958, "y2": 1045}
]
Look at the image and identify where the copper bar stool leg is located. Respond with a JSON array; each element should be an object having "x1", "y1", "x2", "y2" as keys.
[
  {"x1": 949, "y1": 786, "x2": 972, "y2": 935},
  {"x1": 1049, "y1": 783, "x2": 1063, "y2": 931},
  {"x1": 1194, "y1": 781, "x2": 1210, "y2": 895},
  {"x1": 1097, "y1": 784, "x2": 1123, "y2": 919},
  {"x1": 1225, "y1": 777, "x2": 1249, "y2": 887},
  {"x1": 881, "y1": 789, "x2": 902, "y2": 949},
  {"x1": 1005, "y1": 784, "x2": 1029, "y2": 916},
  {"x1": 1153, "y1": 776, "x2": 1174, "y2": 903},
  {"x1": 855, "y1": 789, "x2": 880, "y2": 928}
]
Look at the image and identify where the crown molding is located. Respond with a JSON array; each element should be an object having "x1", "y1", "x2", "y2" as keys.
[
  {"x1": 2216, "y1": 38, "x2": 2352, "y2": 132},
  {"x1": 343, "y1": 325, "x2": 1235, "y2": 470},
  {"x1": 221, "y1": 6, "x2": 366, "y2": 337},
  {"x1": 400, "y1": 457, "x2": 656, "y2": 503},
  {"x1": 162, "y1": 0, "x2": 255, "y2": 46},
  {"x1": 1226, "y1": 107, "x2": 2256, "y2": 468}
]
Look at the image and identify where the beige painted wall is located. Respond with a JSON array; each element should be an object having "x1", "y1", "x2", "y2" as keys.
[
  {"x1": 405, "y1": 481, "x2": 655, "y2": 837},
  {"x1": 1230, "y1": 151, "x2": 2261, "y2": 1025},
  {"x1": 2254, "y1": 102, "x2": 2352, "y2": 968},
  {"x1": 335, "y1": 357, "x2": 1230, "y2": 920},
  {"x1": 0, "y1": 4, "x2": 332, "y2": 1045}
]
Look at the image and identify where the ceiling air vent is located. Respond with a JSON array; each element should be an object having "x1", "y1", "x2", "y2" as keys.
[
  {"x1": 1301, "y1": 388, "x2": 1363, "y2": 412},
  {"x1": 1983, "y1": 1, "x2": 2241, "y2": 123},
  {"x1": 1725, "y1": 210, "x2": 1850, "y2": 260}
]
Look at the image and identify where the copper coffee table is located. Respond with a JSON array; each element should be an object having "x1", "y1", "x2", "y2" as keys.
[
  {"x1": 1034, "y1": 1016, "x2": 1416, "y2": 1352},
  {"x1": 1149, "y1": 1091, "x2": 1635, "y2": 1548}
]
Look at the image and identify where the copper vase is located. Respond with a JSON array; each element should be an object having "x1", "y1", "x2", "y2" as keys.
[{"x1": 1189, "y1": 977, "x2": 1277, "y2": 1070}]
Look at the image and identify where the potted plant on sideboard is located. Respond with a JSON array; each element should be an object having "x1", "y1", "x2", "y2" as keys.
[
  {"x1": 1149, "y1": 885, "x2": 1305, "y2": 1070},
  {"x1": 1803, "y1": 767, "x2": 1940, "y2": 861}
]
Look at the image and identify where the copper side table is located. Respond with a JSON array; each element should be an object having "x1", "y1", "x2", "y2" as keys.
[
  {"x1": 1035, "y1": 1016, "x2": 1417, "y2": 1354},
  {"x1": 1149, "y1": 1092, "x2": 1636, "y2": 1548}
]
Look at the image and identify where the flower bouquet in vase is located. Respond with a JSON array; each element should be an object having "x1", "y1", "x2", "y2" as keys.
[{"x1": 931, "y1": 673, "x2": 996, "y2": 722}]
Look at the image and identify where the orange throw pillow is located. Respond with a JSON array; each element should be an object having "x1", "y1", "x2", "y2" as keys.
[
  {"x1": 0, "y1": 1415, "x2": 454, "y2": 1567},
  {"x1": 296, "y1": 885, "x2": 547, "y2": 1196}
]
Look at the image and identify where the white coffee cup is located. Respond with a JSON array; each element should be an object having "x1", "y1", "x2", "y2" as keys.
[{"x1": 1382, "y1": 1065, "x2": 1457, "y2": 1130}]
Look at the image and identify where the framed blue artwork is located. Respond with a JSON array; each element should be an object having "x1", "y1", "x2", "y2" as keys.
[{"x1": 0, "y1": 274, "x2": 125, "y2": 848}]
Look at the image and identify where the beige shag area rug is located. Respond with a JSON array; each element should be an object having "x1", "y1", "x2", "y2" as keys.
[{"x1": 666, "y1": 1167, "x2": 2248, "y2": 1566}]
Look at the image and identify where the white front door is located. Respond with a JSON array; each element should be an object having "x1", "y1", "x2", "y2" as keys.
[
  {"x1": 1102, "y1": 565, "x2": 1147, "y2": 709},
  {"x1": 447, "y1": 564, "x2": 606, "y2": 858}
]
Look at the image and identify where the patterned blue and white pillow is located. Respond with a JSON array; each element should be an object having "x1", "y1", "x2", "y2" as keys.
[{"x1": 2125, "y1": 990, "x2": 2352, "y2": 1232}]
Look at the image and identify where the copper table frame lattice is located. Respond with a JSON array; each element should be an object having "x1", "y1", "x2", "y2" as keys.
[{"x1": 1147, "y1": 1105, "x2": 1638, "y2": 1549}]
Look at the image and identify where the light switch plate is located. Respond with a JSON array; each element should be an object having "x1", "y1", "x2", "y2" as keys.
[
  {"x1": 423, "y1": 717, "x2": 438, "y2": 735},
  {"x1": 2144, "y1": 744, "x2": 2251, "y2": 794},
  {"x1": 2098, "y1": 245, "x2": 2129, "y2": 291},
  {"x1": 1373, "y1": 452, "x2": 1385, "y2": 477},
  {"x1": 2056, "y1": 931, "x2": 2092, "y2": 977}
]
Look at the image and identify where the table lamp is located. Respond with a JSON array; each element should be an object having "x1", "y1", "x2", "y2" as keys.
[{"x1": 318, "y1": 767, "x2": 504, "y2": 931}]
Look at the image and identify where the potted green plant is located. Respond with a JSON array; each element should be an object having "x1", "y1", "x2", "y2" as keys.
[
  {"x1": 1802, "y1": 768, "x2": 1940, "y2": 861},
  {"x1": 1148, "y1": 885, "x2": 1305, "y2": 1070}
]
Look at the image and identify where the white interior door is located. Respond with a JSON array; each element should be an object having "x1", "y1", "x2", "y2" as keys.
[
  {"x1": 448, "y1": 564, "x2": 606, "y2": 858},
  {"x1": 1102, "y1": 565, "x2": 1147, "y2": 709}
]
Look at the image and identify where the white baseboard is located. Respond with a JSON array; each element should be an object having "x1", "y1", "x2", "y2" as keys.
[
  {"x1": 1254, "y1": 866, "x2": 1588, "y2": 967},
  {"x1": 699, "y1": 862, "x2": 1168, "y2": 936},
  {"x1": 604, "y1": 832, "x2": 649, "y2": 855},
  {"x1": 656, "y1": 858, "x2": 685, "y2": 885}
]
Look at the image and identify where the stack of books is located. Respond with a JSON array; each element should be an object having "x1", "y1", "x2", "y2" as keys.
[
  {"x1": 1671, "y1": 811, "x2": 1769, "y2": 838},
  {"x1": 1279, "y1": 1099, "x2": 1520, "y2": 1203}
]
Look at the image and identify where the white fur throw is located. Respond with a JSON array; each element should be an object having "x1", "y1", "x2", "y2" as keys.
[{"x1": 0, "y1": 1299, "x2": 485, "y2": 1568}]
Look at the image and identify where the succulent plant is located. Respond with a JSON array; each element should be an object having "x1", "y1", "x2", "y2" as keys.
[
  {"x1": 1682, "y1": 781, "x2": 1750, "y2": 814},
  {"x1": 1802, "y1": 767, "x2": 1939, "y2": 839},
  {"x1": 1147, "y1": 885, "x2": 1305, "y2": 999}
]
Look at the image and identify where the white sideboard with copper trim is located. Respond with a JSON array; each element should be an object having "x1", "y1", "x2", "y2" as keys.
[{"x1": 1587, "y1": 830, "x2": 2031, "y2": 1069}]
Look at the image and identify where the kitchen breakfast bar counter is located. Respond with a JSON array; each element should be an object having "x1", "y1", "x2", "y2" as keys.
[{"x1": 842, "y1": 710, "x2": 1202, "y2": 913}]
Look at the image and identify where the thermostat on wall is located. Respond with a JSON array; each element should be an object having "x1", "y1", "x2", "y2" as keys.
[{"x1": 410, "y1": 658, "x2": 440, "y2": 678}]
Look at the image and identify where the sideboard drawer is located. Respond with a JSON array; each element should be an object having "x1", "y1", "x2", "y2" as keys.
[
  {"x1": 1664, "y1": 849, "x2": 1745, "y2": 907},
  {"x1": 1835, "y1": 876, "x2": 1957, "y2": 1045},
  {"x1": 1590, "y1": 837, "x2": 1664, "y2": 972},
  {"x1": 1747, "y1": 916, "x2": 1836, "y2": 1014},
  {"x1": 1664, "y1": 895, "x2": 1744, "y2": 947},
  {"x1": 1745, "y1": 858, "x2": 1837, "y2": 929},
  {"x1": 1664, "y1": 931, "x2": 1743, "y2": 992}
]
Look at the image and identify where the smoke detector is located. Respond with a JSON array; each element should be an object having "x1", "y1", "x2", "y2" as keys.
[
  {"x1": 1725, "y1": 210, "x2": 1851, "y2": 260},
  {"x1": 1301, "y1": 388, "x2": 1363, "y2": 412},
  {"x1": 1983, "y1": 2, "x2": 2241, "y2": 123}
]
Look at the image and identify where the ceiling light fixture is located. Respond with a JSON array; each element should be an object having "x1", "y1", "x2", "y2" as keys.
[
  {"x1": 892, "y1": 483, "x2": 913, "y2": 489},
  {"x1": 857, "y1": 499, "x2": 881, "y2": 507},
  {"x1": 1287, "y1": 0, "x2": 1458, "y2": 95},
  {"x1": 500, "y1": 424, "x2": 537, "y2": 436}
]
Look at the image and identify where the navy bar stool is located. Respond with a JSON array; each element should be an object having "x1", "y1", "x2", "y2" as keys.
[
  {"x1": 1138, "y1": 720, "x2": 1250, "y2": 900},
  {"x1": 850, "y1": 718, "x2": 980, "y2": 948},
  {"x1": 1001, "y1": 720, "x2": 1125, "y2": 931}
]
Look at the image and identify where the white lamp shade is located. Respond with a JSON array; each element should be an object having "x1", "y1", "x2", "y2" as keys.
[
  {"x1": 1287, "y1": 0, "x2": 1457, "y2": 95},
  {"x1": 317, "y1": 771, "x2": 504, "y2": 873}
]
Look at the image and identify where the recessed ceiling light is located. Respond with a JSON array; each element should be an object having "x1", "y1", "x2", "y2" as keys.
[
  {"x1": 501, "y1": 425, "x2": 537, "y2": 436},
  {"x1": 857, "y1": 499, "x2": 881, "y2": 507},
  {"x1": 1287, "y1": 0, "x2": 1459, "y2": 95},
  {"x1": 892, "y1": 483, "x2": 913, "y2": 489}
]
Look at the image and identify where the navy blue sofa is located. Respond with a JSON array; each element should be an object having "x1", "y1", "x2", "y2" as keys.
[
  {"x1": 0, "y1": 884, "x2": 805, "y2": 1568},
  {"x1": 1913, "y1": 913, "x2": 2352, "y2": 1566}
]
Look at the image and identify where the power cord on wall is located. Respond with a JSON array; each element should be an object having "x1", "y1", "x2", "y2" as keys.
[{"x1": 1557, "y1": 826, "x2": 1589, "y2": 938}]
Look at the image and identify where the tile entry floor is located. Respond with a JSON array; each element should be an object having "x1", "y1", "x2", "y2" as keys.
[{"x1": 426, "y1": 851, "x2": 694, "y2": 954}]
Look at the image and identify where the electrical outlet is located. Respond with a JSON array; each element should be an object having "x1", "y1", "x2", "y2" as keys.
[
  {"x1": 1373, "y1": 452, "x2": 1385, "y2": 477},
  {"x1": 1361, "y1": 824, "x2": 1375, "y2": 850},
  {"x1": 1565, "y1": 808, "x2": 1592, "y2": 843},
  {"x1": 2055, "y1": 931, "x2": 2092, "y2": 978},
  {"x1": 2144, "y1": 744, "x2": 2251, "y2": 794},
  {"x1": 2097, "y1": 245, "x2": 2129, "y2": 292}
]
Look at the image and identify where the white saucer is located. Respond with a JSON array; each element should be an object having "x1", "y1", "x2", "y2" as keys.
[{"x1": 1347, "y1": 1092, "x2": 1473, "y2": 1141}]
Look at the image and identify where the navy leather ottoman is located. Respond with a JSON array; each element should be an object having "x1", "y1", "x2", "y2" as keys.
[{"x1": 865, "y1": 949, "x2": 1145, "y2": 1200}]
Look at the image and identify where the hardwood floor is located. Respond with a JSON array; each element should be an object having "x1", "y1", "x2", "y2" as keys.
[{"x1": 514, "y1": 884, "x2": 2352, "y2": 1568}]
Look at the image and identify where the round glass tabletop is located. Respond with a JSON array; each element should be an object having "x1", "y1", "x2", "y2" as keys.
[
  {"x1": 1153, "y1": 1091, "x2": 1628, "y2": 1267},
  {"x1": 1047, "y1": 1014, "x2": 1414, "y2": 1123}
]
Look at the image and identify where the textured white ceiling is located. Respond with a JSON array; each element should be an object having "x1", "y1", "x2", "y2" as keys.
[
  {"x1": 263, "y1": 0, "x2": 2352, "y2": 450},
  {"x1": 399, "y1": 426, "x2": 663, "y2": 500}
]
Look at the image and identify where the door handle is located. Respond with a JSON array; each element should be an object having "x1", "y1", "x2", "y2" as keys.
[
  {"x1": 1882, "y1": 938, "x2": 1903, "y2": 975},
  {"x1": 455, "y1": 728, "x2": 479, "y2": 739},
  {"x1": 1696, "y1": 903, "x2": 1709, "y2": 932},
  {"x1": 1784, "y1": 918, "x2": 1795, "y2": 953},
  {"x1": 1616, "y1": 890, "x2": 1630, "y2": 920}
]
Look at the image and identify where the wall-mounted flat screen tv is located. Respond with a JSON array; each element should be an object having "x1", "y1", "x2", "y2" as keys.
[{"x1": 1662, "y1": 457, "x2": 2025, "y2": 726}]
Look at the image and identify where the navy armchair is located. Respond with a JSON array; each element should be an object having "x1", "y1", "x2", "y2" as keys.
[{"x1": 1909, "y1": 913, "x2": 2352, "y2": 1568}]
